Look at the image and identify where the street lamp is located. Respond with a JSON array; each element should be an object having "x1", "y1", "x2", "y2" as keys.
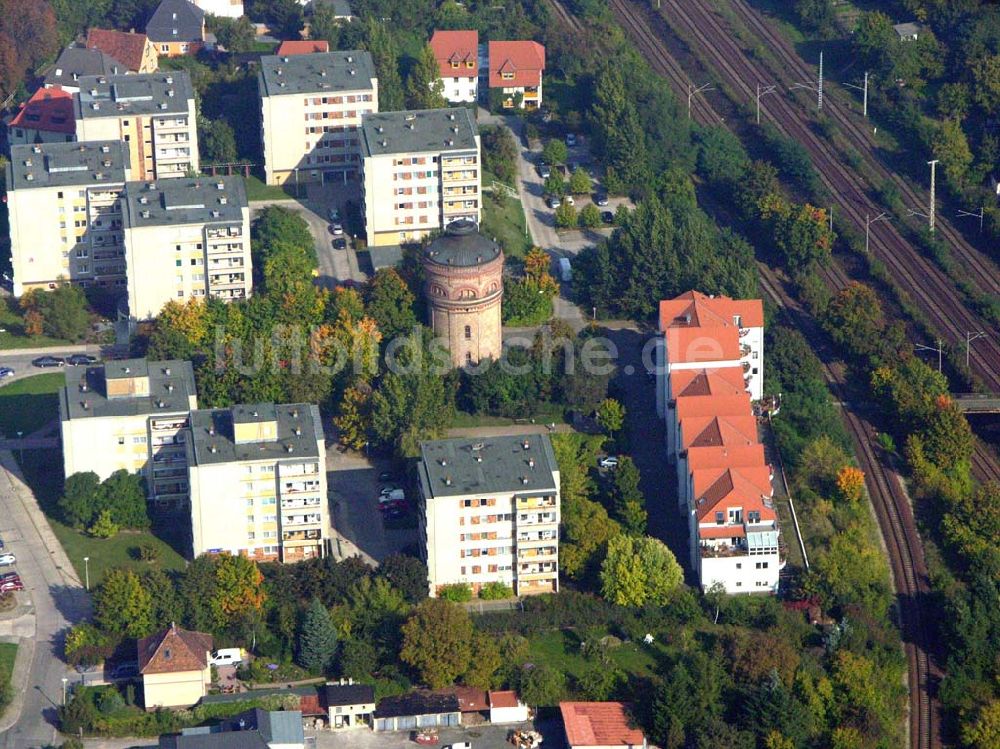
[
  {"x1": 915, "y1": 339, "x2": 943, "y2": 373},
  {"x1": 61, "y1": 677, "x2": 68, "y2": 706},
  {"x1": 83, "y1": 556, "x2": 90, "y2": 591},
  {"x1": 15, "y1": 431, "x2": 22, "y2": 463},
  {"x1": 966, "y1": 331, "x2": 987, "y2": 369}
]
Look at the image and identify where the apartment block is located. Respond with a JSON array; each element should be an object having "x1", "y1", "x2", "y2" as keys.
[
  {"x1": 74, "y1": 71, "x2": 199, "y2": 181},
  {"x1": 430, "y1": 30, "x2": 479, "y2": 103},
  {"x1": 417, "y1": 435, "x2": 560, "y2": 597},
  {"x1": 122, "y1": 176, "x2": 252, "y2": 319},
  {"x1": 360, "y1": 108, "x2": 480, "y2": 246},
  {"x1": 59, "y1": 359, "x2": 198, "y2": 511},
  {"x1": 258, "y1": 51, "x2": 378, "y2": 186},
  {"x1": 187, "y1": 404, "x2": 329, "y2": 562},
  {"x1": 7, "y1": 141, "x2": 131, "y2": 297}
]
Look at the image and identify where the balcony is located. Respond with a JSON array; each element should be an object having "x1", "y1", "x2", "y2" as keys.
[
  {"x1": 518, "y1": 531, "x2": 557, "y2": 544},
  {"x1": 281, "y1": 497, "x2": 321, "y2": 510},
  {"x1": 699, "y1": 543, "x2": 747, "y2": 559},
  {"x1": 516, "y1": 512, "x2": 557, "y2": 526},
  {"x1": 516, "y1": 496, "x2": 556, "y2": 509},
  {"x1": 283, "y1": 529, "x2": 322, "y2": 542},
  {"x1": 739, "y1": 328, "x2": 750, "y2": 338},
  {"x1": 283, "y1": 514, "x2": 322, "y2": 526},
  {"x1": 740, "y1": 344, "x2": 751, "y2": 357},
  {"x1": 283, "y1": 481, "x2": 321, "y2": 495},
  {"x1": 517, "y1": 547, "x2": 557, "y2": 561},
  {"x1": 518, "y1": 579, "x2": 555, "y2": 595}
]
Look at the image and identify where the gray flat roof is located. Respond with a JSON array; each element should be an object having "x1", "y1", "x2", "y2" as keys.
[
  {"x1": 188, "y1": 403, "x2": 322, "y2": 465},
  {"x1": 361, "y1": 108, "x2": 478, "y2": 157},
  {"x1": 258, "y1": 50, "x2": 375, "y2": 97},
  {"x1": 60, "y1": 359, "x2": 196, "y2": 421},
  {"x1": 7, "y1": 141, "x2": 129, "y2": 191},
  {"x1": 418, "y1": 434, "x2": 558, "y2": 499},
  {"x1": 75, "y1": 71, "x2": 194, "y2": 119},
  {"x1": 122, "y1": 176, "x2": 247, "y2": 228}
]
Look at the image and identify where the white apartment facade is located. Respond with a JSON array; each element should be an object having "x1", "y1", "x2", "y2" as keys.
[
  {"x1": 429, "y1": 30, "x2": 479, "y2": 104},
  {"x1": 74, "y1": 72, "x2": 199, "y2": 181},
  {"x1": 187, "y1": 403, "x2": 329, "y2": 563},
  {"x1": 192, "y1": 0, "x2": 244, "y2": 17},
  {"x1": 417, "y1": 435, "x2": 560, "y2": 597},
  {"x1": 360, "y1": 108, "x2": 480, "y2": 246},
  {"x1": 7, "y1": 141, "x2": 131, "y2": 297},
  {"x1": 258, "y1": 51, "x2": 378, "y2": 186},
  {"x1": 59, "y1": 359, "x2": 198, "y2": 511},
  {"x1": 122, "y1": 176, "x2": 252, "y2": 319}
]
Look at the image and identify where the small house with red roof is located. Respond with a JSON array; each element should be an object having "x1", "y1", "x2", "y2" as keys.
[
  {"x1": 487, "y1": 40, "x2": 545, "y2": 109},
  {"x1": 86, "y1": 29, "x2": 159, "y2": 74},
  {"x1": 430, "y1": 30, "x2": 479, "y2": 104},
  {"x1": 138, "y1": 623, "x2": 213, "y2": 709},
  {"x1": 559, "y1": 702, "x2": 648, "y2": 749},
  {"x1": 489, "y1": 690, "x2": 529, "y2": 724},
  {"x1": 7, "y1": 87, "x2": 76, "y2": 146},
  {"x1": 276, "y1": 40, "x2": 331, "y2": 56}
]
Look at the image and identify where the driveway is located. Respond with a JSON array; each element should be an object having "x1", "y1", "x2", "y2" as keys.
[{"x1": 0, "y1": 450, "x2": 90, "y2": 749}]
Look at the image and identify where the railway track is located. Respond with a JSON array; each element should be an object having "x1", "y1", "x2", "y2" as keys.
[
  {"x1": 652, "y1": 0, "x2": 1000, "y2": 394},
  {"x1": 725, "y1": 0, "x2": 1000, "y2": 297}
]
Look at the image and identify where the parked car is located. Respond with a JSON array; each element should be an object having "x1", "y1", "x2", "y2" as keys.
[
  {"x1": 0, "y1": 553, "x2": 15, "y2": 567},
  {"x1": 598, "y1": 456, "x2": 619, "y2": 469},
  {"x1": 445, "y1": 743, "x2": 472, "y2": 749},
  {"x1": 547, "y1": 196, "x2": 561, "y2": 209},
  {"x1": 67, "y1": 354, "x2": 97, "y2": 366},
  {"x1": 331, "y1": 222, "x2": 344, "y2": 236},
  {"x1": 594, "y1": 192, "x2": 609, "y2": 206},
  {"x1": 0, "y1": 579, "x2": 23, "y2": 592},
  {"x1": 210, "y1": 648, "x2": 244, "y2": 667},
  {"x1": 379, "y1": 489, "x2": 406, "y2": 504},
  {"x1": 0, "y1": 572, "x2": 18, "y2": 582},
  {"x1": 110, "y1": 661, "x2": 139, "y2": 679},
  {"x1": 537, "y1": 163, "x2": 551, "y2": 179},
  {"x1": 565, "y1": 133, "x2": 577, "y2": 146},
  {"x1": 332, "y1": 237, "x2": 347, "y2": 250},
  {"x1": 601, "y1": 210, "x2": 615, "y2": 224},
  {"x1": 32, "y1": 356, "x2": 64, "y2": 368},
  {"x1": 0, "y1": 367, "x2": 13, "y2": 379}
]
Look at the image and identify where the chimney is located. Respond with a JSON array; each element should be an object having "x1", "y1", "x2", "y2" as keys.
[{"x1": 209, "y1": 444, "x2": 218, "y2": 453}]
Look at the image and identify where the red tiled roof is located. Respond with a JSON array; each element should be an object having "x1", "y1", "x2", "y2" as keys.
[
  {"x1": 276, "y1": 40, "x2": 330, "y2": 56},
  {"x1": 560, "y1": 702, "x2": 646, "y2": 748},
  {"x1": 680, "y1": 414, "x2": 759, "y2": 450},
  {"x1": 671, "y1": 367, "x2": 746, "y2": 399},
  {"x1": 8, "y1": 86, "x2": 75, "y2": 135},
  {"x1": 430, "y1": 30, "x2": 479, "y2": 79},
  {"x1": 675, "y1": 393, "x2": 753, "y2": 421},
  {"x1": 686, "y1": 444, "x2": 766, "y2": 471},
  {"x1": 699, "y1": 524, "x2": 747, "y2": 539},
  {"x1": 137, "y1": 623, "x2": 212, "y2": 675},
  {"x1": 659, "y1": 290, "x2": 764, "y2": 332},
  {"x1": 87, "y1": 28, "x2": 151, "y2": 72},
  {"x1": 490, "y1": 690, "x2": 521, "y2": 709},
  {"x1": 431, "y1": 686, "x2": 489, "y2": 712},
  {"x1": 488, "y1": 40, "x2": 545, "y2": 88},
  {"x1": 664, "y1": 326, "x2": 741, "y2": 363},
  {"x1": 691, "y1": 464, "x2": 774, "y2": 522}
]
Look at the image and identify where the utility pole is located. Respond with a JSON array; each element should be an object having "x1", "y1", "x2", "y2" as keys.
[
  {"x1": 928, "y1": 159, "x2": 939, "y2": 233},
  {"x1": 865, "y1": 211, "x2": 890, "y2": 254},
  {"x1": 957, "y1": 206, "x2": 985, "y2": 233},
  {"x1": 844, "y1": 71, "x2": 869, "y2": 117},
  {"x1": 966, "y1": 331, "x2": 986, "y2": 369},
  {"x1": 756, "y1": 83, "x2": 777, "y2": 125},
  {"x1": 818, "y1": 50, "x2": 824, "y2": 110},
  {"x1": 687, "y1": 82, "x2": 715, "y2": 120},
  {"x1": 828, "y1": 205, "x2": 833, "y2": 232},
  {"x1": 915, "y1": 339, "x2": 943, "y2": 373}
]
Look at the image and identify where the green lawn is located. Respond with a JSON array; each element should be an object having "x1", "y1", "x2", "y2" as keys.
[
  {"x1": 244, "y1": 175, "x2": 297, "y2": 202},
  {"x1": 0, "y1": 642, "x2": 16, "y2": 684},
  {"x1": 0, "y1": 302, "x2": 72, "y2": 350},
  {"x1": 526, "y1": 628, "x2": 661, "y2": 682},
  {"x1": 0, "y1": 373, "x2": 64, "y2": 436},
  {"x1": 450, "y1": 403, "x2": 567, "y2": 428},
  {"x1": 16, "y1": 449, "x2": 187, "y2": 587},
  {"x1": 481, "y1": 192, "x2": 532, "y2": 259}
]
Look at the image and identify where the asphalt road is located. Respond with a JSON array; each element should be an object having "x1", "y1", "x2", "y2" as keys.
[
  {"x1": 0, "y1": 450, "x2": 89, "y2": 749},
  {"x1": 0, "y1": 346, "x2": 101, "y2": 393}
]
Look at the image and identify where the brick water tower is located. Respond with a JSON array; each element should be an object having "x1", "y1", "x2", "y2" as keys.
[{"x1": 422, "y1": 220, "x2": 503, "y2": 368}]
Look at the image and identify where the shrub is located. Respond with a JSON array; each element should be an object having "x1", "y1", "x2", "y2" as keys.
[
  {"x1": 578, "y1": 204, "x2": 602, "y2": 228},
  {"x1": 133, "y1": 543, "x2": 159, "y2": 563},
  {"x1": 438, "y1": 583, "x2": 473, "y2": 603},
  {"x1": 479, "y1": 582, "x2": 514, "y2": 600},
  {"x1": 554, "y1": 203, "x2": 578, "y2": 229}
]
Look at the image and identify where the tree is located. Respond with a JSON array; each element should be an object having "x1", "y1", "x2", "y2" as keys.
[
  {"x1": 937, "y1": 82, "x2": 971, "y2": 120},
  {"x1": 578, "y1": 203, "x2": 602, "y2": 228},
  {"x1": 542, "y1": 139, "x2": 568, "y2": 166},
  {"x1": 544, "y1": 174, "x2": 566, "y2": 197},
  {"x1": 335, "y1": 383, "x2": 373, "y2": 451},
  {"x1": 519, "y1": 664, "x2": 567, "y2": 707},
  {"x1": 481, "y1": 126, "x2": 518, "y2": 185},
  {"x1": 400, "y1": 598, "x2": 472, "y2": 688},
  {"x1": 610, "y1": 456, "x2": 646, "y2": 536},
  {"x1": 297, "y1": 598, "x2": 339, "y2": 674},
  {"x1": 378, "y1": 554, "x2": 428, "y2": 603},
  {"x1": 198, "y1": 117, "x2": 238, "y2": 164},
  {"x1": 252, "y1": 206, "x2": 315, "y2": 264},
  {"x1": 94, "y1": 569, "x2": 153, "y2": 637},
  {"x1": 309, "y1": 4, "x2": 340, "y2": 47},
  {"x1": 569, "y1": 167, "x2": 591, "y2": 195},
  {"x1": 590, "y1": 65, "x2": 650, "y2": 192},
  {"x1": 962, "y1": 699, "x2": 1000, "y2": 749},
  {"x1": 364, "y1": 269, "x2": 416, "y2": 340},
  {"x1": 405, "y1": 44, "x2": 446, "y2": 109},
  {"x1": 554, "y1": 203, "x2": 578, "y2": 229},
  {"x1": 836, "y1": 466, "x2": 865, "y2": 503},
  {"x1": 600, "y1": 535, "x2": 683, "y2": 607},
  {"x1": 214, "y1": 15, "x2": 256, "y2": 53},
  {"x1": 211, "y1": 554, "x2": 266, "y2": 632},
  {"x1": 972, "y1": 54, "x2": 1000, "y2": 112},
  {"x1": 339, "y1": 639, "x2": 378, "y2": 680},
  {"x1": 100, "y1": 470, "x2": 149, "y2": 529},
  {"x1": 826, "y1": 282, "x2": 889, "y2": 362},
  {"x1": 596, "y1": 398, "x2": 625, "y2": 436},
  {"x1": 463, "y1": 635, "x2": 501, "y2": 689},
  {"x1": 21, "y1": 285, "x2": 91, "y2": 342},
  {"x1": 59, "y1": 472, "x2": 102, "y2": 528},
  {"x1": 362, "y1": 19, "x2": 404, "y2": 111},
  {"x1": 852, "y1": 12, "x2": 896, "y2": 80},
  {"x1": 933, "y1": 118, "x2": 973, "y2": 192},
  {"x1": 88, "y1": 509, "x2": 119, "y2": 539},
  {"x1": 0, "y1": 0, "x2": 58, "y2": 101}
]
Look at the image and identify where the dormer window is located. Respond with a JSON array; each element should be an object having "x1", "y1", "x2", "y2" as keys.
[
  {"x1": 466, "y1": 61, "x2": 475, "y2": 68},
  {"x1": 451, "y1": 61, "x2": 459, "y2": 69},
  {"x1": 734, "y1": 314, "x2": 742, "y2": 327},
  {"x1": 501, "y1": 71, "x2": 515, "y2": 80}
]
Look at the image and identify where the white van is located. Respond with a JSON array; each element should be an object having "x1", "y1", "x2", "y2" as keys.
[
  {"x1": 558, "y1": 257, "x2": 572, "y2": 282},
  {"x1": 378, "y1": 488, "x2": 406, "y2": 505},
  {"x1": 210, "y1": 648, "x2": 244, "y2": 667}
]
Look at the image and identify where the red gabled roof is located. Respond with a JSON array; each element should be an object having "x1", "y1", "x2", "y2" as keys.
[
  {"x1": 664, "y1": 326, "x2": 741, "y2": 363},
  {"x1": 670, "y1": 367, "x2": 746, "y2": 399},
  {"x1": 699, "y1": 524, "x2": 747, "y2": 539},
  {"x1": 490, "y1": 690, "x2": 521, "y2": 709},
  {"x1": 86, "y1": 28, "x2": 151, "y2": 72},
  {"x1": 675, "y1": 393, "x2": 753, "y2": 421},
  {"x1": 276, "y1": 40, "x2": 330, "y2": 56},
  {"x1": 488, "y1": 40, "x2": 545, "y2": 88},
  {"x1": 8, "y1": 86, "x2": 75, "y2": 135},
  {"x1": 679, "y1": 413, "x2": 759, "y2": 451},
  {"x1": 430, "y1": 30, "x2": 479, "y2": 78},
  {"x1": 560, "y1": 702, "x2": 646, "y2": 748},
  {"x1": 691, "y1": 464, "x2": 774, "y2": 522},
  {"x1": 687, "y1": 444, "x2": 767, "y2": 472},
  {"x1": 659, "y1": 290, "x2": 764, "y2": 331},
  {"x1": 137, "y1": 623, "x2": 212, "y2": 675}
]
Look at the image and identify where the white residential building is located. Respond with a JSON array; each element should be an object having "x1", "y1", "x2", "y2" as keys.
[
  {"x1": 59, "y1": 358, "x2": 198, "y2": 511},
  {"x1": 192, "y1": 0, "x2": 244, "y2": 18},
  {"x1": 186, "y1": 403, "x2": 329, "y2": 563},
  {"x1": 430, "y1": 30, "x2": 479, "y2": 103},
  {"x1": 360, "y1": 107, "x2": 481, "y2": 246},
  {"x1": 258, "y1": 51, "x2": 378, "y2": 186},
  {"x1": 417, "y1": 435, "x2": 560, "y2": 597}
]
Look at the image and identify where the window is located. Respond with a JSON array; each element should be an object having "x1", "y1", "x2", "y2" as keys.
[
  {"x1": 464, "y1": 325, "x2": 472, "y2": 340},
  {"x1": 247, "y1": 532, "x2": 255, "y2": 540},
  {"x1": 133, "y1": 436, "x2": 146, "y2": 444},
  {"x1": 451, "y1": 61, "x2": 459, "y2": 69},
  {"x1": 735, "y1": 563, "x2": 742, "y2": 569},
  {"x1": 176, "y1": 259, "x2": 182, "y2": 266},
  {"x1": 736, "y1": 581, "x2": 742, "y2": 587},
  {"x1": 117, "y1": 437, "x2": 125, "y2": 445},
  {"x1": 246, "y1": 499, "x2": 254, "y2": 507},
  {"x1": 57, "y1": 191, "x2": 63, "y2": 199},
  {"x1": 715, "y1": 511, "x2": 724, "y2": 525},
  {"x1": 465, "y1": 352, "x2": 473, "y2": 364}
]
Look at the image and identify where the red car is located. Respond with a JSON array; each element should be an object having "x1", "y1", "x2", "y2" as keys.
[{"x1": 0, "y1": 579, "x2": 24, "y2": 592}]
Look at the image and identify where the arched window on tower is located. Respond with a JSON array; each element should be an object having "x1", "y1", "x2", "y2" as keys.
[{"x1": 464, "y1": 325, "x2": 472, "y2": 340}]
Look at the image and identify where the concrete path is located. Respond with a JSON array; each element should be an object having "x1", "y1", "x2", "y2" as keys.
[{"x1": 0, "y1": 449, "x2": 91, "y2": 749}]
